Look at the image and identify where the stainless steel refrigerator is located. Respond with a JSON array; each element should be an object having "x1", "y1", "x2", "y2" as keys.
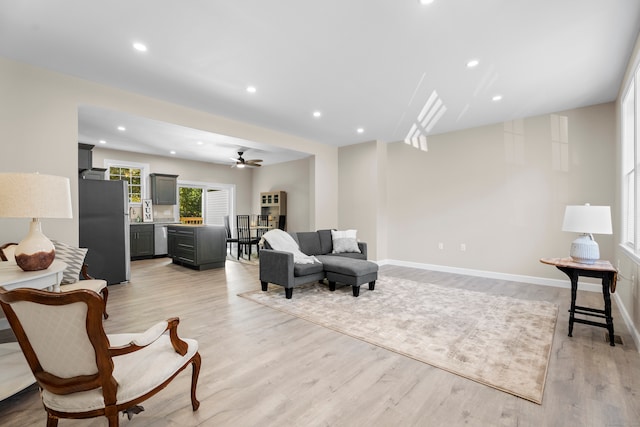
[{"x1": 79, "y1": 179, "x2": 131, "y2": 285}]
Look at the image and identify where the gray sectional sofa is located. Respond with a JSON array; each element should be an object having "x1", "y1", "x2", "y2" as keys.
[{"x1": 259, "y1": 229, "x2": 378, "y2": 299}]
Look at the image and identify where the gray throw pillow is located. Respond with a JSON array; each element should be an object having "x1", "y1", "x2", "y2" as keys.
[{"x1": 52, "y1": 240, "x2": 88, "y2": 284}]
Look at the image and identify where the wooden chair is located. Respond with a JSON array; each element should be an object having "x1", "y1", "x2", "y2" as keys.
[
  {"x1": 223, "y1": 215, "x2": 238, "y2": 255},
  {"x1": 255, "y1": 214, "x2": 270, "y2": 240},
  {"x1": 236, "y1": 215, "x2": 259, "y2": 260},
  {"x1": 0, "y1": 287, "x2": 201, "y2": 427},
  {"x1": 1, "y1": 242, "x2": 110, "y2": 319}
]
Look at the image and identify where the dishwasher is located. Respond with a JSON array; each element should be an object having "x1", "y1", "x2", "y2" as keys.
[{"x1": 153, "y1": 223, "x2": 171, "y2": 256}]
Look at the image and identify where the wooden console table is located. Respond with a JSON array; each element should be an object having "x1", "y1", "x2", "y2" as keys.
[
  {"x1": 540, "y1": 257, "x2": 617, "y2": 346},
  {"x1": 0, "y1": 260, "x2": 66, "y2": 401}
]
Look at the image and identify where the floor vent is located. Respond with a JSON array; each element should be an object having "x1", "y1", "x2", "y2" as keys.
[{"x1": 605, "y1": 333, "x2": 624, "y2": 345}]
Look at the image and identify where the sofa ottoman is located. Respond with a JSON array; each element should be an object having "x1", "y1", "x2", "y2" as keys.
[{"x1": 317, "y1": 255, "x2": 378, "y2": 297}]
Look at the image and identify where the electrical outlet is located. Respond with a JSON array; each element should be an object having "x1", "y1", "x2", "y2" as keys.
[
  {"x1": 438, "y1": 242, "x2": 444, "y2": 250},
  {"x1": 460, "y1": 243, "x2": 466, "y2": 252}
]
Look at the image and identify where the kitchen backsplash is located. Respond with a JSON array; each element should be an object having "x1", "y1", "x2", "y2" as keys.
[{"x1": 129, "y1": 205, "x2": 176, "y2": 222}]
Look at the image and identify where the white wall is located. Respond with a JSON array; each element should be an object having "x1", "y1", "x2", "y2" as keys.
[
  {"x1": 0, "y1": 57, "x2": 338, "y2": 245},
  {"x1": 251, "y1": 158, "x2": 312, "y2": 232},
  {"x1": 385, "y1": 103, "x2": 615, "y2": 279},
  {"x1": 338, "y1": 141, "x2": 388, "y2": 261}
]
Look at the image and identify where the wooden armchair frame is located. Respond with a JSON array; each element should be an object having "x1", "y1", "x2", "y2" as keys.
[
  {"x1": 0, "y1": 242, "x2": 109, "y2": 319},
  {"x1": 0, "y1": 287, "x2": 201, "y2": 427}
]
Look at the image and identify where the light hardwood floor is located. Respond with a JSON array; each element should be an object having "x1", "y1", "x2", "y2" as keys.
[{"x1": 1, "y1": 257, "x2": 639, "y2": 426}]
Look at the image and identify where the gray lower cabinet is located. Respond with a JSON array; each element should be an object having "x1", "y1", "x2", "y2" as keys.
[
  {"x1": 130, "y1": 224, "x2": 154, "y2": 259},
  {"x1": 167, "y1": 225, "x2": 226, "y2": 270}
]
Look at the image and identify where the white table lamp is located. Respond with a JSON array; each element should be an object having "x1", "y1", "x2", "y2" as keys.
[
  {"x1": 562, "y1": 204, "x2": 612, "y2": 264},
  {"x1": 0, "y1": 173, "x2": 72, "y2": 271}
]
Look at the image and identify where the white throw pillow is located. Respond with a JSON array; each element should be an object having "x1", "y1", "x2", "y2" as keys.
[{"x1": 331, "y1": 229, "x2": 361, "y2": 254}]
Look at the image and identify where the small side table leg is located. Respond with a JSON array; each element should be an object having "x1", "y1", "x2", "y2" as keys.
[
  {"x1": 603, "y1": 274, "x2": 615, "y2": 346},
  {"x1": 568, "y1": 273, "x2": 578, "y2": 337}
]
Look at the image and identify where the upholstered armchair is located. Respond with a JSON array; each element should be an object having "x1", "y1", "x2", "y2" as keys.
[
  {"x1": 0, "y1": 287, "x2": 201, "y2": 427},
  {"x1": 1, "y1": 241, "x2": 110, "y2": 319}
]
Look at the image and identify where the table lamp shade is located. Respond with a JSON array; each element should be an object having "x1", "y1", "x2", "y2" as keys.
[
  {"x1": 0, "y1": 173, "x2": 72, "y2": 219},
  {"x1": 562, "y1": 205, "x2": 612, "y2": 235},
  {"x1": 562, "y1": 204, "x2": 612, "y2": 264},
  {"x1": 0, "y1": 173, "x2": 73, "y2": 271}
]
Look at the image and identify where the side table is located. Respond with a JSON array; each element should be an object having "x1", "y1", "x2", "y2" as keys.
[
  {"x1": 540, "y1": 257, "x2": 617, "y2": 346},
  {"x1": 0, "y1": 260, "x2": 67, "y2": 401}
]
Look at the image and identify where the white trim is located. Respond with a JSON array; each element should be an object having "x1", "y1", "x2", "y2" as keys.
[
  {"x1": 619, "y1": 242, "x2": 640, "y2": 265},
  {"x1": 4, "y1": 257, "x2": 636, "y2": 351},
  {"x1": 377, "y1": 258, "x2": 640, "y2": 351},
  {"x1": 376, "y1": 258, "x2": 601, "y2": 292},
  {"x1": 103, "y1": 159, "x2": 150, "y2": 203},
  {"x1": 177, "y1": 180, "x2": 236, "y2": 226},
  {"x1": 613, "y1": 292, "x2": 640, "y2": 351}
]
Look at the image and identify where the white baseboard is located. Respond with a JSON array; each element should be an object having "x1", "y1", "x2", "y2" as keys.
[
  {"x1": 613, "y1": 292, "x2": 640, "y2": 351},
  {"x1": 376, "y1": 258, "x2": 601, "y2": 291},
  {"x1": 377, "y1": 258, "x2": 640, "y2": 352},
  {"x1": 3, "y1": 260, "x2": 637, "y2": 351}
]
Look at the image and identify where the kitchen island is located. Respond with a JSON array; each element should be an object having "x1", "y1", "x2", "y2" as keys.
[{"x1": 167, "y1": 224, "x2": 226, "y2": 270}]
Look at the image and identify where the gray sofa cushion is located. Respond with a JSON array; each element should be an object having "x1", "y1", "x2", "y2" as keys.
[
  {"x1": 296, "y1": 231, "x2": 323, "y2": 255},
  {"x1": 327, "y1": 252, "x2": 366, "y2": 260},
  {"x1": 317, "y1": 229, "x2": 333, "y2": 254},
  {"x1": 294, "y1": 262, "x2": 325, "y2": 276},
  {"x1": 317, "y1": 255, "x2": 378, "y2": 276}
]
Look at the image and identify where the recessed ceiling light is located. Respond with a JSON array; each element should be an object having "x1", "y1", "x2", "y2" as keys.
[
  {"x1": 196, "y1": 141, "x2": 203, "y2": 145},
  {"x1": 357, "y1": 128, "x2": 364, "y2": 134},
  {"x1": 313, "y1": 111, "x2": 322, "y2": 118},
  {"x1": 246, "y1": 86, "x2": 257, "y2": 93},
  {"x1": 492, "y1": 95, "x2": 503, "y2": 101},
  {"x1": 170, "y1": 150, "x2": 176, "y2": 155},
  {"x1": 99, "y1": 140, "x2": 106, "y2": 144},
  {"x1": 133, "y1": 42, "x2": 147, "y2": 52},
  {"x1": 466, "y1": 59, "x2": 479, "y2": 68},
  {"x1": 117, "y1": 126, "x2": 126, "y2": 131},
  {"x1": 419, "y1": 0, "x2": 434, "y2": 4}
]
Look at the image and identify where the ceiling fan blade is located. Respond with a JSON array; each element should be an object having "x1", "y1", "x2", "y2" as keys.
[{"x1": 246, "y1": 159, "x2": 263, "y2": 163}]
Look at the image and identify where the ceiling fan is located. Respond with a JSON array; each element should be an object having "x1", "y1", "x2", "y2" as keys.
[{"x1": 231, "y1": 151, "x2": 262, "y2": 168}]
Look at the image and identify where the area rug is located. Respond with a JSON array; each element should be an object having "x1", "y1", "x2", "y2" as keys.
[{"x1": 239, "y1": 275, "x2": 558, "y2": 404}]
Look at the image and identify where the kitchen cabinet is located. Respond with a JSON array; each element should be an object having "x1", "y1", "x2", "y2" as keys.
[
  {"x1": 130, "y1": 224, "x2": 154, "y2": 259},
  {"x1": 167, "y1": 225, "x2": 226, "y2": 270},
  {"x1": 150, "y1": 173, "x2": 178, "y2": 205},
  {"x1": 78, "y1": 143, "x2": 94, "y2": 171}
]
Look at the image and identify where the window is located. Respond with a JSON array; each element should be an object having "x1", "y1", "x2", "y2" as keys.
[
  {"x1": 104, "y1": 160, "x2": 149, "y2": 205},
  {"x1": 178, "y1": 181, "x2": 235, "y2": 226},
  {"x1": 622, "y1": 80, "x2": 635, "y2": 247},
  {"x1": 179, "y1": 187, "x2": 203, "y2": 219},
  {"x1": 621, "y1": 65, "x2": 640, "y2": 254}
]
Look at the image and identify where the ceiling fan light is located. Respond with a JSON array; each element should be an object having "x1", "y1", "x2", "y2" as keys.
[{"x1": 237, "y1": 163, "x2": 245, "y2": 168}]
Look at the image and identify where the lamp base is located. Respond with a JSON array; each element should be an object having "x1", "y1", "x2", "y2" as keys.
[
  {"x1": 14, "y1": 219, "x2": 55, "y2": 271},
  {"x1": 569, "y1": 234, "x2": 599, "y2": 264}
]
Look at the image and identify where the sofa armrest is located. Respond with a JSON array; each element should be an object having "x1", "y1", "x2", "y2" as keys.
[
  {"x1": 259, "y1": 249, "x2": 295, "y2": 288},
  {"x1": 358, "y1": 242, "x2": 368, "y2": 259}
]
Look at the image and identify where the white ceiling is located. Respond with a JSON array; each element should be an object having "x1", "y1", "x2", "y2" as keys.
[{"x1": 1, "y1": 1, "x2": 639, "y2": 165}]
